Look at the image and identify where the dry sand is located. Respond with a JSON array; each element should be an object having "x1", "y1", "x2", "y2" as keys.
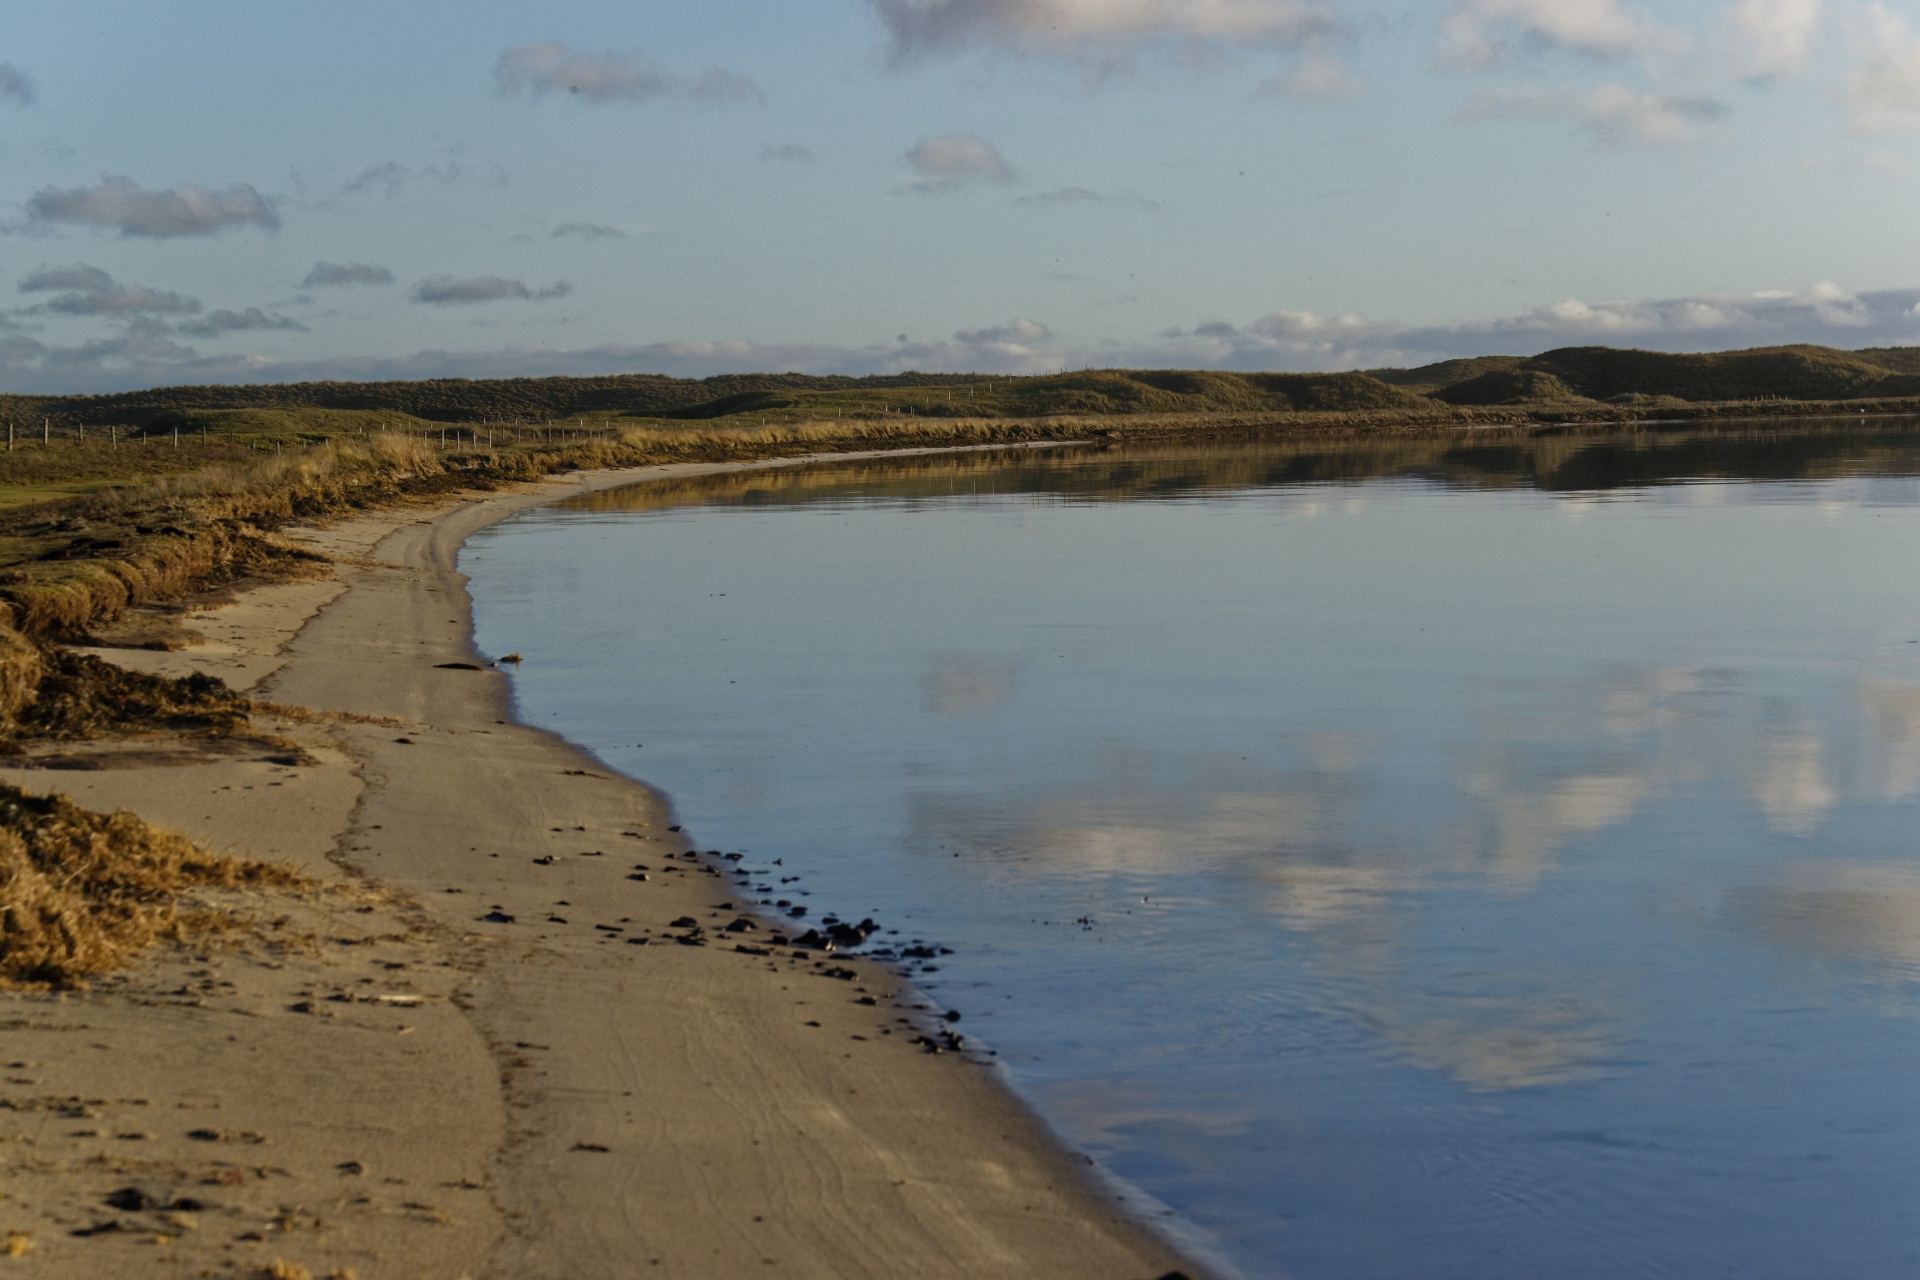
[{"x1": 0, "y1": 455, "x2": 1206, "y2": 1279}]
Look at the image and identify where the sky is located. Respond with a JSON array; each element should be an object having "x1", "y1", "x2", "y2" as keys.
[{"x1": 4, "y1": 0, "x2": 1920, "y2": 392}]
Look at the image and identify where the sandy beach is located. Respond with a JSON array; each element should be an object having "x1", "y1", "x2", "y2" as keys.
[{"x1": 0, "y1": 455, "x2": 1202, "y2": 1279}]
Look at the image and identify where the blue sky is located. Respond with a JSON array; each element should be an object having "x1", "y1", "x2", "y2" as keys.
[{"x1": 4, "y1": 0, "x2": 1920, "y2": 391}]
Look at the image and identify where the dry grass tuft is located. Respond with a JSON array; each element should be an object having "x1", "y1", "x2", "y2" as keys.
[
  {"x1": 7, "y1": 646, "x2": 251, "y2": 740},
  {"x1": 0, "y1": 783, "x2": 302, "y2": 988},
  {"x1": 260, "y1": 1261, "x2": 313, "y2": 1280},
  {"x1": 1, "y1": 1230, "x2": 31, "y2": 1257}
]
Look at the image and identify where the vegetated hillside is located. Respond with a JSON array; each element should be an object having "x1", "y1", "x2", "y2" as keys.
[
  {"x1": 0, "y1": 371, "x2": 993, "y2": 429},
  {"x1": 1849, "y1": 347, "x2": 1920, "y2": 375},
  {"x1": 0, "y1": 368, "x2": 1433, "y2": 430},
  {"x1": 13, "y1": 343, "x2": 1920, "y2": 430},
  {"x1": 1421, "y1": 344, "x2": 1920, "y2": 405},
  {"x1": 1362, "y1": 356, "x2": 1527, "y2": 393}
]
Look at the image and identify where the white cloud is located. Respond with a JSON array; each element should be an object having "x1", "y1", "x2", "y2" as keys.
[
  {"x1": 410, "y1": 275, "x2": 571, "y2": 304},
  {"x1": 1016, "y1": 185, "x2": 1104, "y2": 205},
  {"x1": 18, "y1": 263, "x2": 199, "y2": 316},
  {"x1": 1849, "y1": 4, "x2": 1920, "y2": 132},
  {"x1": 0, "y1": 317, "x2": 1069, "y2": 394},
  {"x1": 24, "y1": 175, "x2": 279, "y2": 238},
  {"x1": 301, "y1": 261, "x2": 395, "y2": 287},
  {"x1": 1116, "y1": 281, "x2": 1920, "y2": 369},
  {"x1": 1439, "y1": 0, "x2": 1683, "y2": 67},
  {"x1": 551, "y1": 221, "x2": 627, "y2": 240},
  {"x1": 494, "y1": 43, "x2": 764, "y2": 105},
  {"x1": 177, "y1": 308, "x2": 307, "y2": 337},
  {"x1": 19, "y1": 263, "x2": 114, "y2": 294},
  {"x1": 1258, "y1": 53, "x2": 1367, "y2": 98},
  {"x1": 1719, "y1": 0, "x2": 1823, "y2": 80},
  {"x1": 870, "y1": 0, "x2": 1341, "y2": 63},
  {"x1": 11, "y1": 281, "x2": 1920, "y2": 394},
  {"x1": 1464, "y1": 83, "x2": 1727, "y2": 144},
  {"x1": 903, "y1": 133, "x2": 1016, "y2": 192},
  {"x1": 953, "y1": 317, "x2": 1052, "y2": 343},
  {"x1": 343, "y1": 161, "x2": 413, "y2": 196},
  {"x1": 0, "y1": 62, "x2": 32, "y2": 106}
]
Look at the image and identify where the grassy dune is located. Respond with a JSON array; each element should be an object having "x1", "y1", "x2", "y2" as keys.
[{"x1": 9, "y1": 343, "x2": 1920, "y2": 439}]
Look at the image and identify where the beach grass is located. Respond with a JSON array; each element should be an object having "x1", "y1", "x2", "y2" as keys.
[{"x1": 0, "y1": 781, "x2": 301, "y2": 988}]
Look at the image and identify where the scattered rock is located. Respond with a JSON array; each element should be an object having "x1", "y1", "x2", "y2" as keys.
[
  {"x1": 433, "y1": 662, "x2": 485, "y2": 671},
  {"x1": 571, "y1": 1142, "x2": 610, "y2": 1153},
  {"x1": 479, "y1": 909, "x2": 515, "y2": 924}
]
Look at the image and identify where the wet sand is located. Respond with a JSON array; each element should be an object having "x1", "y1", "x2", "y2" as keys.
[{"x1": 0, "y1": 455, "x2": 1203, "y2": 1279}]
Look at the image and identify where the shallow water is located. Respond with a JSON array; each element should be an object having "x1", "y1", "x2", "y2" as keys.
[{"x1": 465, "y1": 426, "x2": 1920, "y2": 1280}]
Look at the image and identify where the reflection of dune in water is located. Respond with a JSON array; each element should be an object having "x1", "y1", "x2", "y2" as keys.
[{"x1": 1735, "y1": 860, "x2": 1920, "y2": 981}]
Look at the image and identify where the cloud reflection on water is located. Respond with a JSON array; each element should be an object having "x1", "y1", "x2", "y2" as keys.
[
  {"x1": 905, "y1": 660, "x2": 1920, "y2": 1088},
  {"x1": 1735, "y1": 861, "x2": 1920, "y2": 983}
]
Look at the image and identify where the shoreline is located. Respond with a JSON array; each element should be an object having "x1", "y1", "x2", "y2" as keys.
[{"x1": 0, "y1": 447, "x2": 1210, "y2": 1278}]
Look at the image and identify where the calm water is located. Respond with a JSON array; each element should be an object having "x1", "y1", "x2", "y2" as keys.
[{"x1": 465, "y1": 426, "x2": 1920, "y2": 1280}]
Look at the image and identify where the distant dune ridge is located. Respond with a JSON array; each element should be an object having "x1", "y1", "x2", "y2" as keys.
[{"x1": 7, "y1": 343, "x2": 1920, "y2": 432}]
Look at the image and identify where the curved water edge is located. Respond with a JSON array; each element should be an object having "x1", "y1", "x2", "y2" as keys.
[{"x1": 463, "y1": 423, "x2": 1920, "y2": 1280}]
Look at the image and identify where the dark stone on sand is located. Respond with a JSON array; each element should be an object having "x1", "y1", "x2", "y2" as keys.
[
  {"x1": 670, "y1": 916, "x2": 698, "y2": 928},
  {"x1": 433, "y1": 662, "x2": 485, "y2": 670},
  {"x1": 532, "y1": 855, "x2": 555, "y2": 865},
  {"x1": 393, "y1": 737, "x2": 413, "y2": 744},
  {"x1": 104, "y1": 1187, "x2": 156, "y2": 1211},
  {"x1": 571, "y1": 1142, "x2": 611, "y2": 1152},
  {"x1": 793, "y1": 929, "x2": 835, "y2": 952},
  {"x1": 723, "y1": 918, "x2": 757, "y2": 933},
  {"x1": 480, "y1": 910, "x2": 515, "y2": 923},
  {"x1": 943, "y1": 1010, "x2": 962, "y2": 1022}
]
